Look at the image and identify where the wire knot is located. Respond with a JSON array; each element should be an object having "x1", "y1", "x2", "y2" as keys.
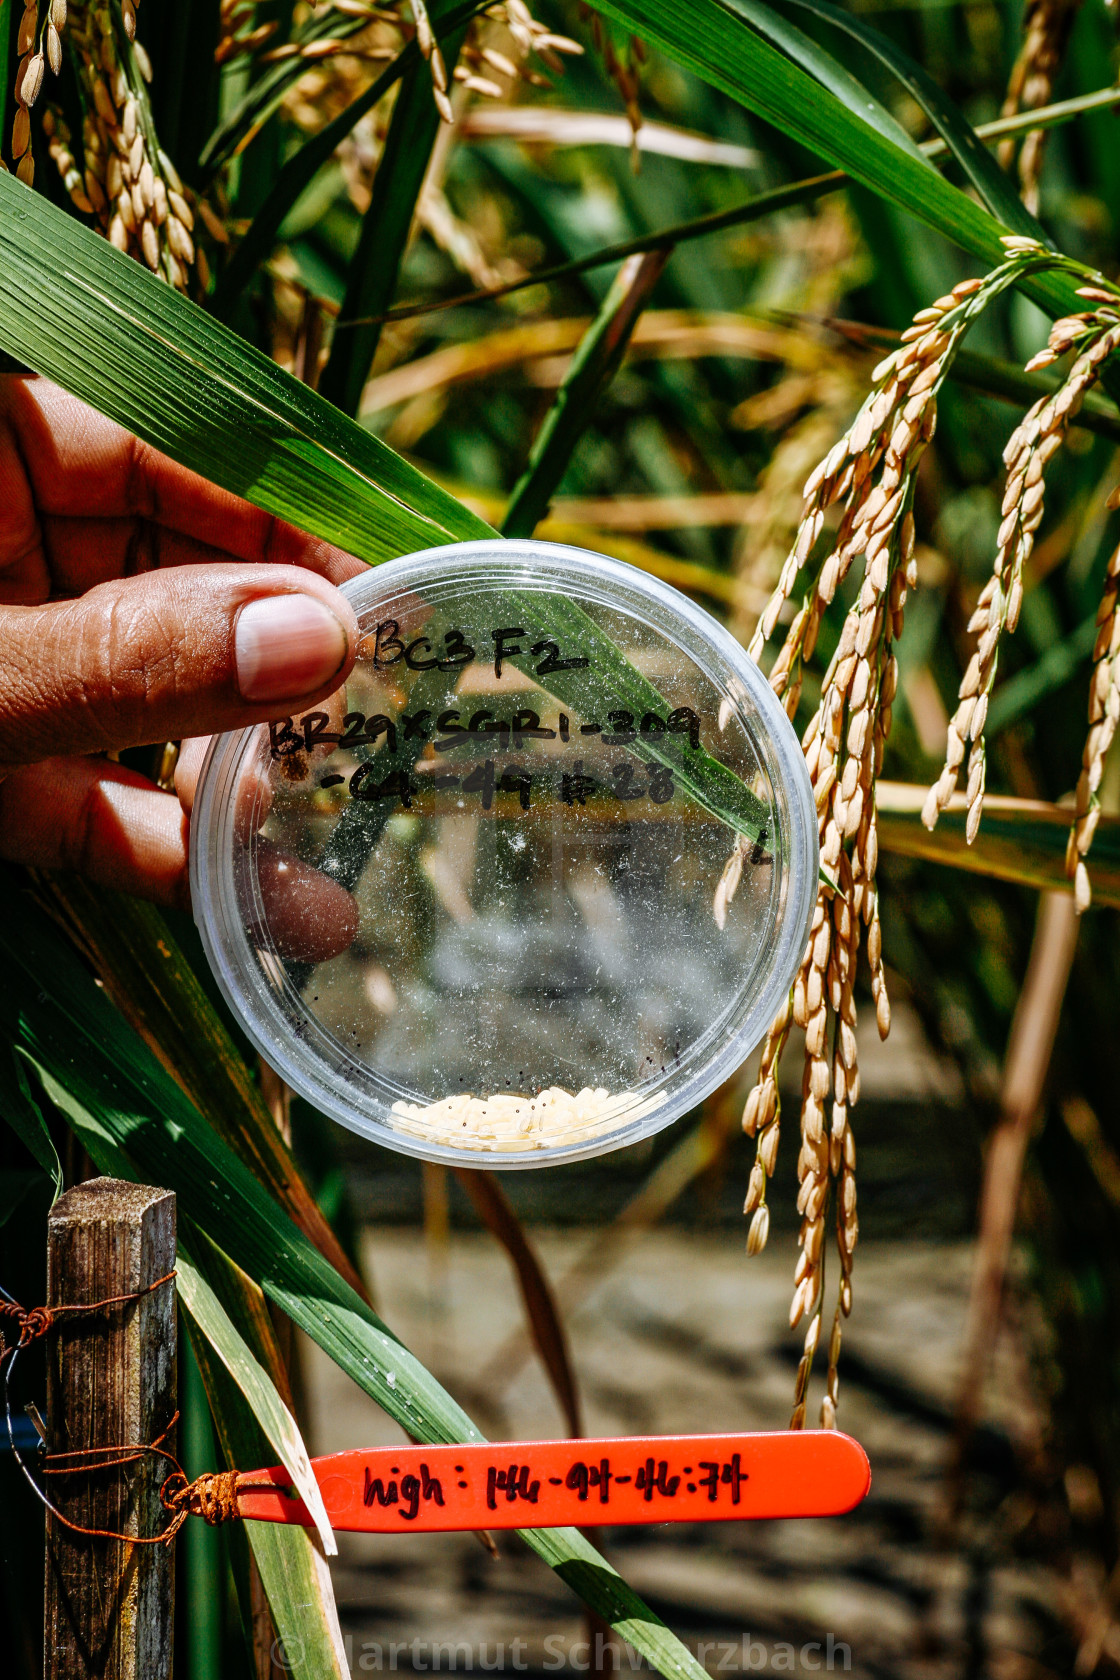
[
  {"x1": 12, "y1": 1386, "x2": 270, "y2": 1547},
  {"x1": 0, "y1": 1299, "x2": 54, "y2": 1348},
  {"x1": 161, "y1": 1469, "x2": 242, "y2": 1533}
]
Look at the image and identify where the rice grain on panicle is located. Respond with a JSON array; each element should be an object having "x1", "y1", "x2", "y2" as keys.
[
  {"x1": 730, "y1": 235, "x2": 1100, "y2": 1426},
  {"x1": 924, "y1": 278, "x2": 1120, "y2": 892},
  {"x1": 1068, "y1": 511, "x2": 1120, "y2": 910},
  {"x1": 998, "y1": 0, "x2": 1085, "y2": 213},
  {"x1": 43, "y1": 0, "x2": 194, "y2": 293},
  {"x1": 734, "y1": 269, "x2": 995, "y2": 1425}
]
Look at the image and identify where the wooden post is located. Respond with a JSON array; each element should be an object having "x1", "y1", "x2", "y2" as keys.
[{"x1": 44, "y1": 1178, "x2": 176, "y2": 1680}]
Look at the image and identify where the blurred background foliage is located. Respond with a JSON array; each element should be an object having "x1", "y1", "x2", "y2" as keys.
[{"x1": 4, "y1": 0, "x2": 1120, "y2": 1674}]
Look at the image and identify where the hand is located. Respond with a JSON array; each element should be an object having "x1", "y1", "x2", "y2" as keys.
[{"x1": 0, "y1": 376, "x2": 363, "y2": 952}]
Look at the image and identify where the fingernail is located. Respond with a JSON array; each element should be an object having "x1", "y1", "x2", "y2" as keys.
[{"x1": 235, "y1": 594, "x2": 348, "y2": 704}]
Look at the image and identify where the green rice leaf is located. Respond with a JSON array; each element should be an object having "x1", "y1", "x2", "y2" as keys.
[
  {"x1": 177, "y1": 1234, "x2": 349, "y2": 1679},
  {"x1": 0, "y1": 172, "x2": 490, "y2": 562},
  {"x1": 0, "y1": 1045, "x2": 62, "y2": 1199},
  {"x1": 768, "y1": 0, "x2": 1043, "y2": 237},
  {"x1": 502, "y1": 252, "x2": 670, "y2": 538},
  {"x1": 590, "y1": 0, "x2": 1095, "y2": 327},
  {"x1": 714, "y1": 0, "x2": 930, "y2": 165},
  {"x1": 38, "y1": 876, "x2": 370, "y2": 1301},
  {"x1": 176, "y1": 1247, "x2": 337, "y2": 1556}
]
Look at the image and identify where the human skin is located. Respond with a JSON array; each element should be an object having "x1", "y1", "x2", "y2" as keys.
[{"x1": 0, "y1": 375, "x2": 364, "y2": 951}]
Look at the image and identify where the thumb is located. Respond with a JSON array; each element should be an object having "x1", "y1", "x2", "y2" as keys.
[{"x1": 0, "y1": 563, "x2": 360, "y2": 766}]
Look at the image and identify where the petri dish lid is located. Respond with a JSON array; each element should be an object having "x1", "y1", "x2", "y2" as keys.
[{"x1": 190, "y1": 539, "x2": 818, "y2": 1168}]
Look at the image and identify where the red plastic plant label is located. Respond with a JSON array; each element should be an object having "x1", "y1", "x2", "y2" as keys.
[{"x1": 236, "y1": 1431, "x2": 870, "y2": 1534}]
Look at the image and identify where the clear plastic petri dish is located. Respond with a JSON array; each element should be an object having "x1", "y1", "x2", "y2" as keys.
[{"x1": 190, "y1": 539, "x2": 818, "y2": 1167}]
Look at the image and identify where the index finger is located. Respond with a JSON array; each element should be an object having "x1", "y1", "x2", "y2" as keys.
[{"x1": 2, "y1": 376, "x2": 365, "y2": 587}]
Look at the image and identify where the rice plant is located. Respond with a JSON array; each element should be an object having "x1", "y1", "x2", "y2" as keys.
[{"x1": 3, "y1": 0, "x2": 1120, "y2": 1673}]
